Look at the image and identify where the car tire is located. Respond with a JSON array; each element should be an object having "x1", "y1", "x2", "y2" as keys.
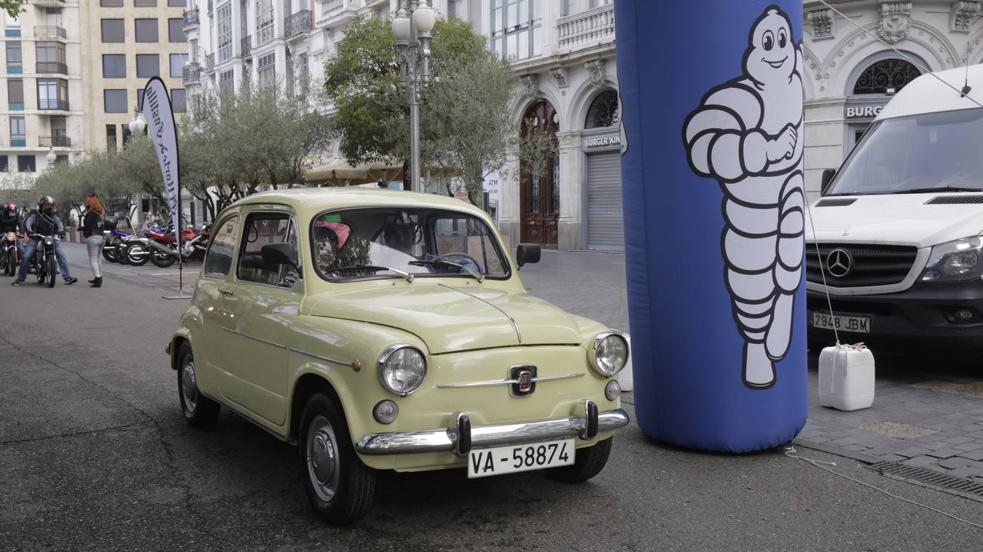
[
  {"x1": 299, "y1": 393, "x2": 376, "y2": 525},
  {"x1": 176, "y1": 343, "x2": 220, "y2": 428},
  {"x1": 543, "y1": 437, "x2": 612, "y2": 483}
]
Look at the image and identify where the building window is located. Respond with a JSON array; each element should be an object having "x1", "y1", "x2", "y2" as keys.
[
  {"x1": 584, "y1": 89, "x2": 619, "y2": 129},
  {"x1": 216, "y1": 3, "x2": 232, "y2": 61},
  {"x1": 122, "y1": 125, "x2": 132, "y2": 147},
  {"x1": 168, "y1": 0, "x2": 187, "y2": 6},
  {"x1": 0, "y1": 157, "x2": 7, "y2": 172},
  {"x1": 257, "y1": 52, "x2": 275, "y2": 88},
  {"x1": 853, "y1": 59, "x2": 921, "y2": 95},
  {"x1": 490, "y1": 0, "x2": 543, "y2": 61},
  {"x1": 219, "y1": 69, "x2": 234, "y2": 90},
  {"x1": 560, "y1": 0, "x2": 569, "y2": 16},
  {"x1": 137, "y1": 88, "x2": 145, "y2": 110},
  {"x1": 135, "y1": 0, "x2": 157, "y2": 6},
  {"x1": 104, "y1": 89, "x2": 128, "y2": 113},
  {"x1": 100, "y1": 0, "x2": 124, "y2": 6},
  {"x1": 55, "y1": 154, "x2": 68, "y2": 165},
  {"x1": 298, "y1": 52, "x2": 309, "y2": 92},
  {"x1": 168, "y1": 18, "x2": 183, "y2": 42},
  {"x1": 169, "y1": 53, "x2": 188, "y2": 78},
  {"x1": 36, "y1": 41, "x2": 66, "y2": 73},
  {"x1": 5, "y1": 41, "x2": 21, "y2": 73},
  {"x1": 103, "y1": 54, "x2": 126, "y2": 78},
  {"x1": 50, "y1": 116, "x2": 67, "y2": 144},
  {"x1": 101, "y1": 19, "x2": 124, "y2": 42},
  {"x1": 136, "y1": 54, "x2": 160, "y2": 77},
  {"x1": 448, "y1": 0, "x2": 459, "y2": 19},
  {"x1": 7, "y1": 79, "x2": 24, "y2": 110},
  {"x1": 17, "y1": 155, "x2": 35, "y2": 173},
  {"x1": 172, "y1": 88, "x2": 187, "y2": 112},
  {"x1": 10, "y1": 116, "x2": 25, "y2": 145},
  {"x1": 135, "y1": 18, "x2": 158, "y2": 43},
  {"x1": 256, "y1": 0, "x2": 273, "y2": 45},
  {"x1": 106, "y1": 124, "x2": 117, "y2": 152},
  {"x1": 37, "y1": 79, "x2": 68, "y2": 110}
]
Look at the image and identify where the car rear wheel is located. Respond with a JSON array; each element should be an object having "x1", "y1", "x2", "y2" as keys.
[
  {"x1": 176, "y1": 343, "x2": 220, "y2": 428},
  {"x1": 299, "y1": 393, "x2": 376, "y2": 525},
  {"x1": 543, "y1": 437, "x2": 612, "y2": 483}
]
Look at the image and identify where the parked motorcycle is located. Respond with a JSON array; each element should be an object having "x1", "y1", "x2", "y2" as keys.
[
  {"x1": 116, "y1": 221, "x2": 168, "y2": 266},
  {"x1": 0, "y1": 231, "x2": 18, "y2": 276},
  {"x1": 29, "y1": 234, "x2": 59, "y2": 288},
  {"x1": 101, "y1": 216, "x2": 133, "y2": 264},
  {"x1": 146, "y1": 224, "x2": 211, "y2": 268}
]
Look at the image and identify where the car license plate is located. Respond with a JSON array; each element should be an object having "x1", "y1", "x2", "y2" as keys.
[
  {"x1": 467, "y1": 439, "x2": 575, "y2": 479},
  {"x1": 810, "y1": 311, "x2": 870, "y2": 334}
]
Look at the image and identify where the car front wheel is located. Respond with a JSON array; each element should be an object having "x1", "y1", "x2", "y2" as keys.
[
  {"x1": 543, "y1": 437, "x2": 612, "y2": 483},
  {"x1": 176, "y1": 343, "x2": 220, "y2": 428},
  {"x1": 299, "y1": 393, "x2": 376, "y2": 525}
]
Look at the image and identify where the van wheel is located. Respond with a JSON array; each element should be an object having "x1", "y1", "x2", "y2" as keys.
[
  {"x1": 299, "y1": 393, "x2": 376, "y2": 525},
  {"x1": 543, "y1": 437, "x2": 612, "y2": 483},
  {"x1": 176, "y1": 343, "x2": 220, "y2": 428}
]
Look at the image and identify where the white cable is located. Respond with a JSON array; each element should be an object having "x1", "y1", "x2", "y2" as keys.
[
  {"x1": 785, "y1": 447, "x2": 983, "y2": 531},
  {"x1": 804, "y1": 198, "x2": 840, "y2": 345},
  {"x1": 817, "y1": 0, "x2": 983, "y2": 109}
]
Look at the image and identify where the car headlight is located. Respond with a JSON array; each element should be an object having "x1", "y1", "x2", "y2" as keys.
[
  {"x1": 377, "y1": 344, "x2": 427, "y2": 396},
  {"x1": 920, "y1": 237, "x2": 983, "y2": 282},
  {"x1": 588, "y1": 331, "x2": 629, "y2": 376}
]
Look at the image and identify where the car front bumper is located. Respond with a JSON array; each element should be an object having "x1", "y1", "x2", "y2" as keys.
[{"x1": 355, "y1": 400, "x2": 630, "y2": 456}]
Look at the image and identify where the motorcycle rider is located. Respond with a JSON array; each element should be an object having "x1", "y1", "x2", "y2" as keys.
[
  {"x1": 12, "y1": 196, "x2": 78, "y2": 286},
  {"x1": 0, "y1": 201, "x2": 23, "y2": 267}
]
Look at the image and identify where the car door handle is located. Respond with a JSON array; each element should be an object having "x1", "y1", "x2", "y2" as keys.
[{"x1": 218, "y1": 288, "x2": 234, "y2": 297}]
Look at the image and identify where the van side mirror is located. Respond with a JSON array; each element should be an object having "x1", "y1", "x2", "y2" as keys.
[
  {"x1": 821, "y1": 169, "x2": 837, "y2": 195},
  {"x1": 516, "y1": 243, "x2": 541, "y2": 268},
  {"x1": 262, "y1": 243, "x2": 299, "y2": 271}
]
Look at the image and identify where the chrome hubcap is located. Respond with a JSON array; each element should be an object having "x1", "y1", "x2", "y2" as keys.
[
  {"x1": 181, "y1": 360, "x2": 198, "y2": 413},
  {"x1": 307, "y1": 415, "x2": 339, "y2": 502}
]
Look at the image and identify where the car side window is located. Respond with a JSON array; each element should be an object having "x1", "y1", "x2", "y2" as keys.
[
  {"x1": 237, "y1": 212, "x2": 300, "y2": 288},
  {"x1": 203, "y1": 215, "x2": 239, "y2": 278}
]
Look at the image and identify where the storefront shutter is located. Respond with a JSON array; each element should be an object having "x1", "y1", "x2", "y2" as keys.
[{"x1": 586, "y1": 151, "x2": 624, "y2": 251}]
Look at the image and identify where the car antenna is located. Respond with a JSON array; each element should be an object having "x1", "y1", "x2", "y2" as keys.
[
  {"x1": 962, "y1": 13, "x2": 982, "y2": 97},
  {"x1": 819, "y1": 0, "x2": 983, "y2": 108}
]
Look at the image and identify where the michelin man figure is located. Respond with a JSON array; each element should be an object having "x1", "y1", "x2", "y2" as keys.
[{"x1": 683, "y1": 6, "x2": 804, "y2": 388}]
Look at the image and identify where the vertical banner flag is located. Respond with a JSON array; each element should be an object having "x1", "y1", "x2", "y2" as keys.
[
  {"x1": 142, "y1": 77, "x2": 181, "y2": 248},
  {"x1": 615, "y1": 0, "x2": 808, "y2": 452}
]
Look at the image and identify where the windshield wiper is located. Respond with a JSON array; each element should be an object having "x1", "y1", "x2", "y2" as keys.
[
  {"x1": 409, "y1": 259, "x2": 485, "y2": 282},
  {"x1": 895, "y1": 186, "x2": 983, "y2": 194},
  {"x1": 330, "y1": 265, "x2": 414, "y2": 282}
]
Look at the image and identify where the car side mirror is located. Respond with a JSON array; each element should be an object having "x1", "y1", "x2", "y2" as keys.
[
  {"x1": 821, "y1": 168, "x2": 837, "y2": 195},
  {"x1": 262, "y1": 243, "x2": 299, "y2": 271},
  {"x1": 516, "y1": 243, "x2": 541, "y2": 268}
]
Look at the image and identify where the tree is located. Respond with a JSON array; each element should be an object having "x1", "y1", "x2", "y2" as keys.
[
  {"x1": 0, "y1": 1, "x2": 25, "y2": 19},
  {"x1": 325, "y1": 17, "x2": 514, "y2": 203},
  {"x1": 518, "y1": 118, "x2": 558, "y2": 190}
]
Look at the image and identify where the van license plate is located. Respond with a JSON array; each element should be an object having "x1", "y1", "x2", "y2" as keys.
[
  {"x1": 810, "y1": 311, "x2": 870, "y2": 334},
  {"x1": 467, "y1": 439, "x2": 575, "y2": 479}
]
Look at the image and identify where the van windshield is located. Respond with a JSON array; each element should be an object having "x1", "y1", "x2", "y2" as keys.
[{"x1": 827, "y1": 108, "x2": 983, "y2": 195}]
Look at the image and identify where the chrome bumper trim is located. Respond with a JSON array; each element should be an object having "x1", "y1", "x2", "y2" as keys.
[{"x1": 355, "y1": 405, "x2": 630, "y2": 455}]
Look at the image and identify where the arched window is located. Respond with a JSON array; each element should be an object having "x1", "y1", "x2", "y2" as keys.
[
  {"x1": 584, "y1": 89, "x2": 620, "y2": 129},
  {"x1": 852, "y1": 59, "x2": 921, "y2": 95}
]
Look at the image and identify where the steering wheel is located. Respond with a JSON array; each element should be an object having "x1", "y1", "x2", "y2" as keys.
[{"x1": 435, "y1": 253, "x2": 481, "y2": 273}]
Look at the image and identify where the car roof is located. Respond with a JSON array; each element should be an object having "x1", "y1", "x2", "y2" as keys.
[
  {"x1": 228, "y1": 188, "x2": 488, "y2": 219},
  {"x1": 876, "y1": 63, "x2": 983, "y2": 120}
]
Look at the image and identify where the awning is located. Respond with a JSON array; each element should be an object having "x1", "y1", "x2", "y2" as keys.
[{"x1": 304, "y1": 158, "x2": 404, "y2": 184}]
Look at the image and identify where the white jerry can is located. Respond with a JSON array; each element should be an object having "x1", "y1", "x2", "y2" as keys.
[
  {"x1": 818, "y1": 344, "x2": 875, "y2": 411},
  {"x1": 617, "y1": 334, "x2": 634, "y2": 392}
]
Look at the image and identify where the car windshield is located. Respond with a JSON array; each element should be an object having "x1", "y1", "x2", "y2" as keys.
[
  {"x1": 827, "y1": 108, "x2": 983, "y2": 196},
  {"x1": 310, "y1": 207, "x2": 511, "y2": 281}
]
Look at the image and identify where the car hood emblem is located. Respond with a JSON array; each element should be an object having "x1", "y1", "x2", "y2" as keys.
[{"x1": 826, "y1": 248, "x2": 853, "y2": 278}]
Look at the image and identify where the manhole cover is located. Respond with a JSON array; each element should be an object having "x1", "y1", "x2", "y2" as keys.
[{"x1": 861, "y1": 421, "x2": 938, "y2": 439}]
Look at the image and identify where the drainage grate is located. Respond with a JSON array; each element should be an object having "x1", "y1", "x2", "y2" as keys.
[{"x1": 870, "y1": 461, "x2": 983, "y2": 501}]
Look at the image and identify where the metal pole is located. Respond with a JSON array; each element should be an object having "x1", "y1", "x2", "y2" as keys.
[{"x1": 408, "y1": 0, "x2": 421, "y2": 192}]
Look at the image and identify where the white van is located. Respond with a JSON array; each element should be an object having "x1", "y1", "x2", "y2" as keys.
[{"x1": 806, "y1": 64, "x2": 983, "y2": 351}]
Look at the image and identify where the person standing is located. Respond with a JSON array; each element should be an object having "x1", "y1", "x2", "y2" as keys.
[
  {"x1": 82, "y1": 193, "x2": 106, "y2": 288},
  {"x1": 11, "y1": 196, "x2": 77, "y2": 286}
]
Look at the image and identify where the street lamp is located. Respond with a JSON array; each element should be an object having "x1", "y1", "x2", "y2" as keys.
[
  {"x1": 129, "y1": 112, "x2": 147, "y2": 136},
  {"x1": 392, "y1": 0, "x2": 435, "y2": 193}
]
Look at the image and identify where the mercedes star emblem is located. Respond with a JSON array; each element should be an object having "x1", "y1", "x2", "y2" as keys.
[{"x1": 825, "y1": 248, "x2": 854, "y2": 278}]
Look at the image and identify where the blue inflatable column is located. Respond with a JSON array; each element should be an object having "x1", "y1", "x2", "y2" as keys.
[{"x1": 615, "y1": 0, "x2": 808, "y2": 452}]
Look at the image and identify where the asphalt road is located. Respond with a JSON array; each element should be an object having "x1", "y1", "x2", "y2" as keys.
[{"x1": 2, "y1": 252, "x2": 983, "y2": 550}]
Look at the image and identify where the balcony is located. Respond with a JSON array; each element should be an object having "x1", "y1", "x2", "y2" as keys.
[
  {"x1": 556, "y1": 4, "x2": 615, "y2": 52},
  {"x1": 285, "y1": 10, "x2": 312, "y2": 38},
  {"x1": 320, "y1": 0, "x2": 343, "y2": 12},
  {"x1": 241, "y1": 35, "x2": 252, "y2": 58},
  {"x1": 183, "y1": 8, "x2": 199, "y2": 28},
  {"x1": 36, "y1": 62, "x2": 68, "y2": 75},
  {"x1": 38, "y1": 99, "x2": 69, "y2": 111},
  {"x1": 183, "y1": 64, "x2": 201, "y2": 84},
  {"x1": 31, "y1": 0, "x2": 66, "y2": 8},
  {"x1": 39, "y1": 135, "x2": 71, "y2": 148},
  {"x1": 34, "y1": 25, "x2": 67, "y2": 40}
]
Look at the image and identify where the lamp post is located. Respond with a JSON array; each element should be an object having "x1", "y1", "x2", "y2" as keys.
[{"x1": 392, "y1": 0, "x2": 435, "y2": 193}]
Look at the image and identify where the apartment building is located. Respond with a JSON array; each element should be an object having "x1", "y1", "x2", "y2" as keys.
[
  {"x1": 0, "y1": 1, "x2": 85, "y2": 185},
  {"x1": 79, "y1": 0, "x2": 189, "y2": 152}
]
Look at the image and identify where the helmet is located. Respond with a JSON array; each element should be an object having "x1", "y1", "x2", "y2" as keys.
[
  {"x1": 38, "y1": 195, "x2": 54, "y2": 208},
  {"x1": 3, "y1": 201, "x2": 14, "y2": 211}
]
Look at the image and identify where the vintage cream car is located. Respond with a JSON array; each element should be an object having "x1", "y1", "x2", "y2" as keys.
[{"x1": 167, "y1": 188, "x2": 630, "y2": 524}]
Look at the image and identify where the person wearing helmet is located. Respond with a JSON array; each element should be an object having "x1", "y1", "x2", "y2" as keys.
[
  {"x1": 12, "y1": 196, "x2": 77, "y2": 285},
  {"x1": 0, "y1": 201, "x2": 22, "y2": 271}
]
